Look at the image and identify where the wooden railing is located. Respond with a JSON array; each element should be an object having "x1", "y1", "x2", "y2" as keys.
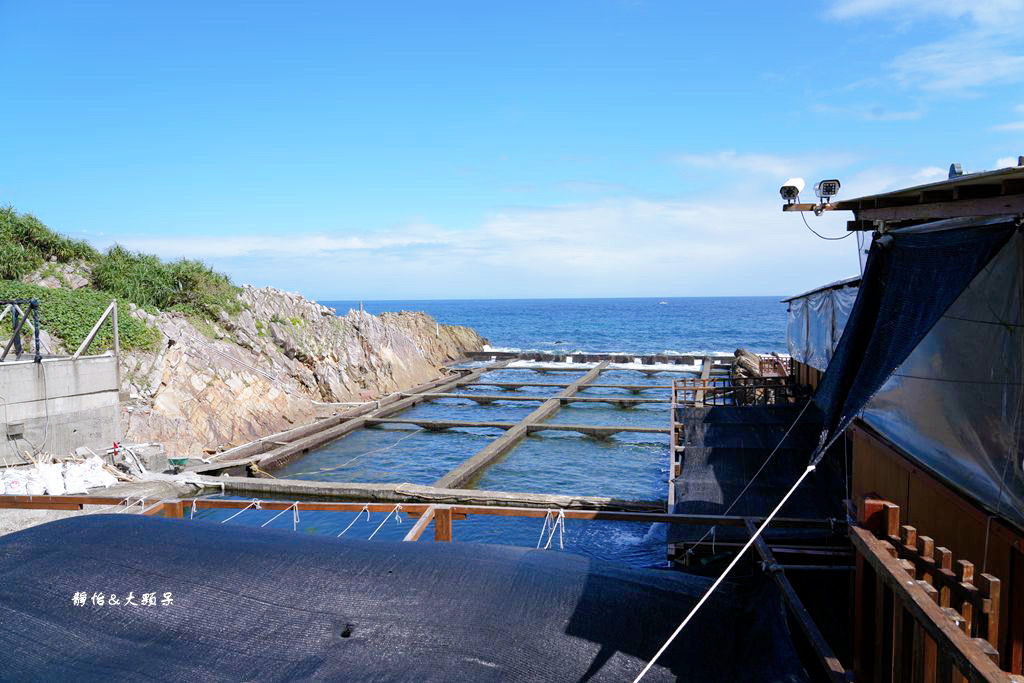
[
  {"x1": 674, "y1": 376, "x2": 796, "y2": 406},
  {"x1": 853, "y1": 497, "x2": 1022, "y2": 682}
]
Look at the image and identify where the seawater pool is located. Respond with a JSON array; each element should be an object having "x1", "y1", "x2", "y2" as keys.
[{"x1": 197, "y1": 364, "x2": 692, "y2": 568}]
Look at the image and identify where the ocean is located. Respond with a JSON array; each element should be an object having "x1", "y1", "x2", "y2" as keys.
[
  {"x1": 194, "y1": 297, "x2": 789, "y2": 567},
  {"x1": 319, "y1": 296, "x2": 789, "y2": 355}
]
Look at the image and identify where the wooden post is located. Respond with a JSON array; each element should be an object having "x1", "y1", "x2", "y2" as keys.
[{"x1": 434, "y1": 505, "x2": 452, "y2": 542}]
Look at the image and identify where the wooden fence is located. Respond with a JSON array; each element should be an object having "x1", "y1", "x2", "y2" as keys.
[{"x1": 853, "y1": 497, "x2": 1023, "y2": 682}]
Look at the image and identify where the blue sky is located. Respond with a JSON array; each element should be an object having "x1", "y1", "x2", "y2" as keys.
[{"x1": 3, "y1": 0, "x2": 1023, "y2": 300}]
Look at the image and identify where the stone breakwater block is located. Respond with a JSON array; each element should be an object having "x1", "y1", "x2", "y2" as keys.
[{"x1": 130, "y1": 443, "x2": 169, "y2": 473}]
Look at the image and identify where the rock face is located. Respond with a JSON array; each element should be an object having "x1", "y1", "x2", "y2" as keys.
[{"x1": 118, "y1": 286, "x2": 486, "y2": 456}]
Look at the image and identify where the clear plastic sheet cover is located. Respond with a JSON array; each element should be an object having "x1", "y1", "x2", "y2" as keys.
[
  {"x1": 831, "y1": 286, "x2": 857, "y2": 336},
  {"x1": 863, "y1": 233, "x2": 1024, "y2": 530},
  {"x1": 786, "y1": 298, "x2": 809, "y2": 364},
  {"x1": 807, "y1": 291, "x2": 835, "y2": 371}
]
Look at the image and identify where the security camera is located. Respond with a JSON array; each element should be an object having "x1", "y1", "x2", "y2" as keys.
[
  {"x1": 814, "y1": 179, "x2": 841, "y2": 202},
  {"x1": 780, "y1": 178, "x2": 805, "y2": 203}
]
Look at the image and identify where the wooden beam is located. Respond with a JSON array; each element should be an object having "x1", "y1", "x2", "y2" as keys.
[
  {"x1": 464, "y1": 381, "x2": 672, "y2": 391},
  {"x1": 163, "y1": 494, "x2": 837, "y2": 527},
  {"x1": 412, "y1": 392, "x2": 669, "y2": 405},
  {"x1": 434, "y1": 505, "x2": 453, "y2": 542},
  {"x1": 182, "y1": 473, "x2": 664, "y2": 511},
  {"x1": 364, "y1": 416, "x2": 669, "y2": 436},
  {"x1": 855, "y1": 194, "x2": 1024, "y2": 222},
  {"x1": 402, "y1": 505, "x2": 436, "y2": 541},
  {"x1": 746, "y1": 521, "x2": 851, "y2": 683},
  {"x1": 433, "y1": 362, "x2": 609, "y2": 489}
]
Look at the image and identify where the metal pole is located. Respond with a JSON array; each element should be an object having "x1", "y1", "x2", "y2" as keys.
[
  {"x1": 32, "y1": 300, "x2": 41, "y2": 363},
  {"x1": 11, "y1": 306, "x2": 22, "y2": 357}
]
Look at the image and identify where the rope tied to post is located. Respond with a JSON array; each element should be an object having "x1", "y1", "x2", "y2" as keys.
[
  {"x1": 536, "y1": 508, "x2": 566, "y2": 550},
  {"x1": 260, "y1": 501, "x2": 301, "y2": 531},
  {"x1": 337, "y1": 505, "x2": 371, "y2": 537},
  {"x1": 220, "y1": 499, "x2": 262, "y2": 524},
  {"x1": 367, "y1": 504, "x2": 403, "y2": 540}
]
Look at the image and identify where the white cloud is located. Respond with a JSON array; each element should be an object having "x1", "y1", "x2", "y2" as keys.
[
  {"x1": 996, "y1": 156, "x2": 1022, "y2": 167},
  {"x1": 992, "y1": 121, "x2": 1024, "y2": 132},
  {"x1": 98, "y1": 194, "x2": 862, "y2": 299},
  {"x1": 828, "y1": 0, "x2": 1024, "y2": 93},
  {"x1": 674, "y1": 150, "x2": 857, "y2": 178}
]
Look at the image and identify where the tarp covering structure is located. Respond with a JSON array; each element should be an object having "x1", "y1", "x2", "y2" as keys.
[
  {"x1": 785, "y1": 278, "x2": 859, "y2": 371},
  {"x1": 813, "y1": 218, "x2": 1018, "y2": 453},
  {"x1": 0, "y1": 515, "x2": 810, "y2": 682},
  {"x1": 669, "y1": 404, "x2": 846, "y2": 545},
  {"x1": 862, "y1": 228, "x2": 1024, "y2": 529}
]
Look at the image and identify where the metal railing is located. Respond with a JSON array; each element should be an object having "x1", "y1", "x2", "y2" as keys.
[{"x1": 0, "y1": 299, "x2": 42, "y2": 363}]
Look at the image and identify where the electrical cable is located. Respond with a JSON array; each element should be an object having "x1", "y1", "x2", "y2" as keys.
[{"x1": 800, "y1": 210, "x2": 853, "y2": 240}]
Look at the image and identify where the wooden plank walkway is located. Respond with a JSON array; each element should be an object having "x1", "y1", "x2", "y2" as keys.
[
  {"x1": 409, "y1": 392, "x2": 669, "y2": 406},
  {"x1": 463, "y1": 381, "x2": 672, "y2": 391},
  {"x1": 364, "y1": 416, "x2": 669, "y2": 437},
  {"x1": 185, "y1": 473, "x2": 664, "y2": 511},
  {"x1": 464, "y1": 350, "x2": 723, "y2": 365},
  {"x1": 434, "y1": 362, "x2": 609, "y2": 489}
]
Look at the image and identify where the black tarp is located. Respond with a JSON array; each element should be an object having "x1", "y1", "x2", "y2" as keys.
[
  {"x1": 0, "y1": 515, "x2": 809, "y2": 682},
  {"x1": 812, "y1": 220, "x2": 1018, "y2": 457},
  {"x1": 669, "y1": 404, "x2": 845, "y2": 545}
]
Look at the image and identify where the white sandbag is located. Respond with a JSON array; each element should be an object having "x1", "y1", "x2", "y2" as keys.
[
  {"x1": 2, "y1": 469, "x2": 27, "y2": 495},
  {"x1": 37, "y1": 463, "x2": 66, "y2": 495},
  {"x1": 62, "y1": 462, "x2": 90, "y2": 495},
  {"x1": 24, "y1": 467, "x2": 46, "y2": 495},
  {"x1": 82, "y1": 456, "x2": 118, "y2": 489}
]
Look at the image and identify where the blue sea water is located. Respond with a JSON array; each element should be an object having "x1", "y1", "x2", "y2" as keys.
[
  {"x1": 198, "y1": 298, "x2": 788, "y2": 567},
  {"x1": 319, "y1": 296, "x2": 788, "y2": 355}
]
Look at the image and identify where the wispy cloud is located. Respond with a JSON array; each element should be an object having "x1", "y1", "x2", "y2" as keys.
[
  {"x1": 828, "y1": 0, "x2": 1024, "y2": 94},
  {"x1": 674, "y1": 150, "x2": 858, "y2": 178},
  {"x1": 811, "y1": 103, "x2": 926, "y2": 121},
  {"x1": 96, "y1": 194, "x2": 862, "y2": 298}
]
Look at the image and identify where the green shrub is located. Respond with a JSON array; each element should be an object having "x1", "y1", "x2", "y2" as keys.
[
  {"x1": 91, "y1": 246, "x2": 241, "y2": 319},
  {"x1": 0, "y1": 281, "x2": 160, "y2": 353},
  {"x1": 0, "y1": 206, "x2": 98, "y2": 279}
]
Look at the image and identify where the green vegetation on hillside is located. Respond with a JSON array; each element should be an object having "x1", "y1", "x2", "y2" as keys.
[
  {"x1": 0, "y1": 281, "x2": 161, "y2": 353},
  {"x1": 1, "y1": 205, "x2": 242, "y2": 353},
  {"x1": 0, "y1": 207, "x2": 98, "y2": 279}
]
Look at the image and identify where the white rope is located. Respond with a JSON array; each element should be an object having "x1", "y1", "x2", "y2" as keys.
[
  {"x1": 88, "y1": 496, "x2": 137, "y2": 515},
  {"x1": 189, "y1": 498, "x2": 199, "y2": 520},
  {"x1": 338, "y1": 505, "x2": 370, "y2": 537},
  {"x1": 220, "y1": 499, "x2": 261, "y2": 524},
  {"x1": 534, "y1": 509, "x2": 566, "y2": 550},
  {"x1": 544, "y1": 509, "x2": 566, "y2": 550},
  {"x1": 260, "y1": 501, "x2": 300, "y2": 530},
  {"x1": 367, "y1": 504, "x2": 403, "y2": 540},
  {"x1": 536, "y1": 510, "x2": 554, "y2": 548},
  {"x1": 116, "y1": 497, "x2": 146, "y2": 513},
  {"x1": 632, "y1": 464, "x2": 818, "y2": 682}
]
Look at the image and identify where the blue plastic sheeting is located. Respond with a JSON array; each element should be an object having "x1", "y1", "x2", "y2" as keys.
[{"x1": 0, "y1": 515, "x2": 810, "y2": 682}]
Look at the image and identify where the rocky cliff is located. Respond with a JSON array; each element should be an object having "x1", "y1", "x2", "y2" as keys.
[{"x1": 118, "y1": 286, "x2": 485, "y2": 456}]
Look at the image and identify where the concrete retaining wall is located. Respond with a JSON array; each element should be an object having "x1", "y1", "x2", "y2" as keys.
[{"x1": 0, "y1": 354, "x2": 121, "y2": 463}]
